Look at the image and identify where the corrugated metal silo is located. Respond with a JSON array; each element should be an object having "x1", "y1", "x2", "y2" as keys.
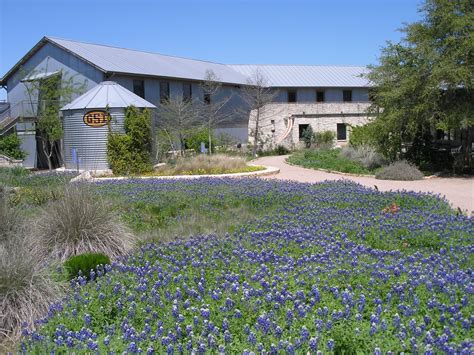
[{"x1": 60, "y1": 81, "x2": 156, "y2": 170}]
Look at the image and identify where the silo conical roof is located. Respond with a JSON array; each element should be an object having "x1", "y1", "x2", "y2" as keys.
[{"x1": 61, "y1": 81, "x2": 156, "y2": 110}]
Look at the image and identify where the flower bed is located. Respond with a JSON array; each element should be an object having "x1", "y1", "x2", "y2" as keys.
[{"x1": 20, "y1": 179, "x2": 473, "y2": 353}]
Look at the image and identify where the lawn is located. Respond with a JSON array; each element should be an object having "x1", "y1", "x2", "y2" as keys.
[
  {"x1": 288, "y1": 149, "x2": 378, "y2": 175},
  {"x1": 14, "y1": 177, "x2": 473, "y2": 354}
]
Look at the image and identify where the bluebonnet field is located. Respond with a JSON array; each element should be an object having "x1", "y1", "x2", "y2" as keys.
[{"x1": 21, "y1": 179, "x2": 473, "y2": 353}]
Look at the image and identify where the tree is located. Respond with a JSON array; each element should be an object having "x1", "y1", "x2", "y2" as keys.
[
  {"x1": 240, "y1": 69, "x2": 276, "y2": 157},
  {"x1": 22, "y1": 65, "x2": 86, "y2": 169},
  {"x1": 366, "y1": 0, "x2": 474, "y2": 165},
  {"x1": 199, "y1": 69, "x2": 234, "y2": 154},
  {"x1": 107, "y1": 106, "x2": 153, "y2": 175},
  {"x1": 157, "y1": 96, "x2": 199, "y2": 155}
]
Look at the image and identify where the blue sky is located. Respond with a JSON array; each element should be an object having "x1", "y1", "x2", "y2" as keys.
[{"x1": 0, "y1": 0, "x2": 422, "y2": 99}]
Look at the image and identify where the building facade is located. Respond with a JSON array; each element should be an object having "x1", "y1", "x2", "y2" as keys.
[{"x1": 0, "y1": 37, "x2": 373, "y2": 168}]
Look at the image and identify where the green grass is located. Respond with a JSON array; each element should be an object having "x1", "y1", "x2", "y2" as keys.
[
  {"x1": 0, "y1": 167, "x2": 77, "y2": 207},
  {"x1": 288, "y1": 148, "x2": 378, "y2": 175}
]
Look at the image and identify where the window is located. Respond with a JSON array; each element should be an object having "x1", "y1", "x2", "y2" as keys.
[
  {"x1": 298, "y1": 124, "x2": 309, "y2": 140},
  {"x1": 343, "y1": 90, "x2": 352, "y2": 102},
  {"x1": 133, "y1": 80, "x2": 145, "y2": 99},
  {"x1": 316, "y1": 90, "x2": 325, "y2": 102},
  {"x1": 337, "y1": 123, "x2": 347, "y2": 140},
  {"x1": 183, "y1": 83, "x2": 192, "y2": 102},
  {"x1": 203, "y1": 93, "x2": 211, "y2": 105},
  {"x1": 288, "y1": 90, "x2": 297, "y2": 103},
  {"x1": 160, "y1": 81, "x2": 170, "y2": 104}
]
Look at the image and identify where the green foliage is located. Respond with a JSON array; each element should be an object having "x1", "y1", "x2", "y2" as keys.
[
  {"x1": 301, "y1": 125, "x2": 314, "y2": 148},
  {"x1": 367, "y1": 0, "x2": 474, "y2": 163},
  {"x1": 0, "y1": 133, "x2": 26, "y2": 160},
  {"x1": 313, "y1": 130, "x2": 335, "y2": 147},
  {"x1": 22, "y1": 68, "x2": 86, "y2": 169},
  {"x1": 185, "y1": 128, "x2": 216, "y2": 153},
  {"x1": 107, "y1": 106, "x2": 153, "y2": 175},
  {"x1": 348, "y1": 123, "x2": 378, "y2": 148},
  {"x1": 288, "y1": 148, "x2": 377, "y2": 174},
  {"x1": 63, "y1": 253, "x2": 110, "y2": 281},
  {"x1": 341, "y1": 145, "x2": 384, "y2": 170},
  {"x1": 274, "y1": 145, "x2": 290, "y2": 155},
  {"x1": 375, "y1": 160, "x2": 425, "y2": 180}
]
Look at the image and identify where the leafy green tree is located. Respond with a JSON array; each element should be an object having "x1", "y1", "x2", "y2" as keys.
[
  {"x1": 107, "y1": 106, "x2": 153, "y2": 175},
  {"x1": 367, "y1": 0, "x2": 473, "y2": 164}
]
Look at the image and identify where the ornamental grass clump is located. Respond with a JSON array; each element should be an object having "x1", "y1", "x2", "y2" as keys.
[
  {"x1": 155, "y1": 154, "x2": 257, "y2": 175},
  {"x1": 0, "y1": 240, "x2": 62, "y2": 342},
  {"x1": 375, "y1": 160, "x2": 424, "y2": 180},
  {"x1": 0, "y1": 186, "x2": 21, "y2": 244},
  {"x1": 34, "y1": 183, "x2": 135, "y2": 261}
]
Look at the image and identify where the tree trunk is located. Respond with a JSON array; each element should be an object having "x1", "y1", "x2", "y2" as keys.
[
  {"x1": 252, "y1": 109, "x2": 260, "y2": 158},
  {"x1": 42, "y1": 140, "x2": 53, "y2": 170},
  {"x1": 208, "y1": 121, "x2": 212, "y2": 155}
]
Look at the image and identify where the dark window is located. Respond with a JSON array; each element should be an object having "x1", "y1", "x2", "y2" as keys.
[
  {"x1": 288, "y1": 90, "x2": 297, "y2": 103},
  {"x1": 337, "y1": 123, "x2": 347, "y2": 140},
  {"x1": 343, "y1": 90, "x2": 352, "y2": 102},
  {"x1": 160, "y1": 82, "x2": 170, "y2": 104},
  {"x1": 298, "y1": 124, "x2": 309, "y2": 140},
  {"x1": 183, "y1": 83, "x2": 192, "y2": 102},
  {"x1": 133, "y1": 80, "x2": 145, "y2": 99},
  {"x1": 316, "y1": 90, "x2": 325, "y2": 102},
  {"x1": 203, "y1": 93, "x2": 211, "y2": 105}
]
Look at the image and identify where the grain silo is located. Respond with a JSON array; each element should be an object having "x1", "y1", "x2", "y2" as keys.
[{"x1": 61, "y1": 81, "x2": 156, "y2": 171}]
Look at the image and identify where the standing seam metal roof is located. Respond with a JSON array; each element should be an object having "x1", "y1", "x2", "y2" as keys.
[
  {"x1": 227, "y1": 65, "x2": 371, "y2": 87},
  {"x1": 48, "y1": 37, "x2": 250, "y2": 85},
  {"x1": 61, "y1": 81, "x2": 156, "y2": 110},
  {"x1": 1, "y1": 36, "x2": 372, "y2": 88}
]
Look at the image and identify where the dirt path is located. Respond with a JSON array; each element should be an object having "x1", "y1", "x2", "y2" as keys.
[{"x1": 253, "y1": 155, "x2": 474, "y2": 214}]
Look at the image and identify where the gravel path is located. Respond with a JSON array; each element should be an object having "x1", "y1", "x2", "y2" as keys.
[{"x1": 253, "y1": 155, "x2": 474, "y2": 214}]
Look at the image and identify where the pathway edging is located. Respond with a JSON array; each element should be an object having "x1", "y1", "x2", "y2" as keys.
[{"x1": 71, "y1": 164, "x2": 280, "y2": 183}]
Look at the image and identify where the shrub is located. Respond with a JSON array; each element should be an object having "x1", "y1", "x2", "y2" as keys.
[
  {"x1": 275, "y1": 145, "x2": 290, "y2": 155},
  {"x1": 348, "y1": 123, "x2": 378, "y2": 148},
  {"x1": 314, "y1": 130, "x2": 335, "y2": 148},
  {"x1": 34, "y1": 184, "x2": 135, "y2": 261},
  {"x1": 341, "y1": 145, "x2": 384, "y2": 169},
  {"x1": 301, "y1": 126, "x2": 314, "y2": 148},
  {"x1": 107, "y1": 106, "x2": 152, "y2": 175},
  {"x1": 375, "y1": 160, "x2": 424, "y2": 180},
  {"x1": 0, "y1": 240, "x2": 62, "y2": 341},
  {"x1": 0, "y1": 132, "x2": 26, "y2": 160},
  {"x1": 64, "y1": 253, "x2": 110, "y2": 281},
  {"x1": 185, "y1": 128, "x2": 216, "y2": 153}
]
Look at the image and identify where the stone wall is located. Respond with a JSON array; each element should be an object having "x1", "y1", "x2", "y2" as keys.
[
  {"x1": 0, "y1": 154, "x2": 23, "y2": 167},
  {"x1": 248, "y1": 102, "x2": 373, "y2": 150}
]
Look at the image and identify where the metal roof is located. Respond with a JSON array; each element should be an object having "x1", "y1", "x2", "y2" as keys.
[
  {"x1": 21, "y1": 70, "x2": 61, "y2": 82},
  {"x1": 61, "y1": 81, "x2": 156, "y2": 110},
  {"x1": 228, "y1": 65, "x2": 371, "y2": 87},
  {"x1": 1, "y1": 36, "x2": 372, "y2": 88},
  {"x1": 48, "y1": 37, "x2": 249, "y2": 85}
]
